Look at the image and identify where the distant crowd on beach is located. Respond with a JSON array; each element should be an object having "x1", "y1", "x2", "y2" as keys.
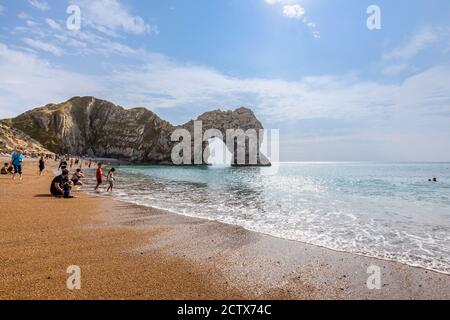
[{"x1": 1, "y1": 149, "x2": 117, "y2": 199}]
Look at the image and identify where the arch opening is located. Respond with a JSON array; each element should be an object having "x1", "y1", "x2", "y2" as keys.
[{"x1": 207, "y1": 137, "x2": 232, "y2": 166}]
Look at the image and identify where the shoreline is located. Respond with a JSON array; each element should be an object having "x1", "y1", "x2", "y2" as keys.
[
  {"x1": 100, "y1": 201, "x2": 450, "y2": 299},
  {"x1": 1, "y1": 159, "x2": 449, "y2": 299},
  {"x1": 87, "y1": 190, "x2": 450, "y2": 277}
]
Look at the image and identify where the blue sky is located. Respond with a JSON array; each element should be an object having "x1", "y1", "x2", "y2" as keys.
[{"x1": 0, "y1": 0, "x2": 450, "y2": 161}]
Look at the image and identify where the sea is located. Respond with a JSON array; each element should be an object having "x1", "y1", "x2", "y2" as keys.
[{"x1": 84, "y1": 162, "x2": 450, "y2": 274}]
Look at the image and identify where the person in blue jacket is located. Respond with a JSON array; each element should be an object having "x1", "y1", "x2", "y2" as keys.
[{"x1": 11, "y1": 149, "x2": 24, "y2": 180}]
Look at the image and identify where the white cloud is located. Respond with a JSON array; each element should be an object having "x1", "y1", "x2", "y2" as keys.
[
  {"x1": 53, "y1": 35, "x2": 87, "y2": 48},
  {"x1": 257, "y1": 66, "x2": 450, "y2": 123},
  {"x1": 4, "y1": 39, "x2": 450, "y2": 125},
  {"x1": 26, "y1": 20, "x2": 38, "y2": 28},
  {"x1": 264, "y1": 0, "x2": 299, "y2": 5},
  {"x1": 22, "y1": 38, "x2": 62, "y2": 56},
  {"x1": 14, "y1": 14, "x2": 142, "y2": 57},
  {"x1": 265, "y1": 0, "x2": 284, "y2": 4},
  {"x1": 0, "y1": 43, "x2": 99, "y2": 118},
  {"x1": 381, "y1": 63, "x2": 409, "y2": 76},
  {"x1": 72, "y1": 0, "x2": 159, "y2": 36},
  {"x1": 45, "y1": 18, "x2": 62, "y2": 31},
  {"x1": 264, "y1": 0, "x2": 306, "y2": 19},
  {"x1": 282, "y1": 4, "x2": 305, "y2": 19},
  {"x1": 5, "y1": 19, "x2": 450, "y2": 128},
  {"x1": 381, "y1": 27, "x2": 443, "y2": 75},
  {"x1": 383, "y1": 27, "x2": 439, "y2": 62},
  {"x1": 68, "y1": 29, "x2": 139, "y2": 56},
  {"x1": 264, "y1": 0, "x2": 319, "y2": 38},
  {"x1": 18, "y1": 12, "x2": 31, "y2": 20},
  {"x1": 28, "y1": 0, "x2": 50, "y2": 11},
  {"x1": 0, "y1": 5, "x2": 5, "y2": 15}
]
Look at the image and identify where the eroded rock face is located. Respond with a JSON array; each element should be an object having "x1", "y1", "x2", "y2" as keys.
[
  {"x1": 0, "y1": 122, "x2": 53, "y2": 155},
  {"x1": 6, "y1": 96, "x2": 269, "y2": 165}
]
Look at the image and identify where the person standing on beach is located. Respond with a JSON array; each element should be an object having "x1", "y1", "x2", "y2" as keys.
[
  {"x1": 11, "y1": 149, "x2": 24, "y2": 180},
  {"x1": 94, "y1": 163, "x2": 107, "y2": 191},
  {"x1": 38, "y1": 155, "x2": 45, "y2": 176}
]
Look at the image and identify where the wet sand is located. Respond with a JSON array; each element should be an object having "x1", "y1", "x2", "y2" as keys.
[{"x1": 0, "y1": 159, "x2": 449, "y2": 299}]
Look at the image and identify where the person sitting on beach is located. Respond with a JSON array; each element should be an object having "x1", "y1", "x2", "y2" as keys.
[
  {"x1": 63, "y1": 180, "x2": 74, "y2": 198},
  {"x1": 50, "y1": 169, "x2": 70, "y2": 196},
  {"x1": 106, "y1": 168, "x2": 116, "y2": 192},
  {"x1": 11, "y1": 149, "x2": 24, "y2": 180},
  {"x1": 71, "y1": 169, "x2": 85, "y2": 187},
  {"x1": 94, "y1": 163, "x2": 107, "y2": 191},
  {"x1": 1, "y1": 163, "x2": 9, "y2": 175},
  {"x1": 38, "y1": 155, "x2": 45, "y2": 176}
]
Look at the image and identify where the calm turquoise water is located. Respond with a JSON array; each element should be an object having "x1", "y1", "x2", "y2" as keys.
[{"x1": 87, "y1": 162, "x2": 450, "y2": 274}]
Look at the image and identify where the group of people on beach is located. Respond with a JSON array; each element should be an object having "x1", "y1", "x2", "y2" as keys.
[
  {"x1": 1, "y1": 149, "x2": 25, "y2": 180},
  {"x1": 1, "y1": 149, "x2": 55, "y2": 179},
  {"x1": 49, "y1": 156, "x2": 87, "y2": 198},
  {"x1": 50, "y1": 156, "x2": 116, "y2": 198},
  {"x1": 1, "y1": 148, "x2": 117, "y2": 199}
]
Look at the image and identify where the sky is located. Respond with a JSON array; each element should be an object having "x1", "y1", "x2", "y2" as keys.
[{"x1": 0, "y1": 0, "x2": 449, "y2": 161}]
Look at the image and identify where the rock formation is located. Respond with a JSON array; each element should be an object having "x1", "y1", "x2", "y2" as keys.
[
  {"x1": 0, "y1": 122, "x2": 53, "y2": 155},
  {"x1": 182, "y1": 108, "x2": 270, "y2": 165},
  {"x1": 4, "y1": 96, "x2": 270, "y2": 165}
]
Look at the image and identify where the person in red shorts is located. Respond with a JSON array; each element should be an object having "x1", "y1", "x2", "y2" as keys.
[{"x1": 94, "y1": 162, "x2": 107, "y2": 191}]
